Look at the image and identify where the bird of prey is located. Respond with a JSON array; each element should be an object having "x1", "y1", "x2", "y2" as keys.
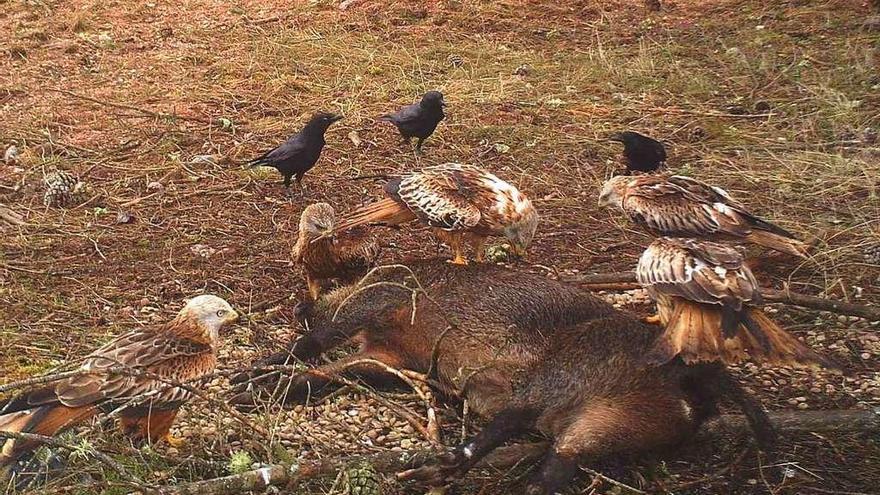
[
  {"x1": 0, "y1": 295, "x2": 238, "y2": 469},
  {"x1": 293, "y1": 203, "x2": 380, "y2": 300},
  {"x1": 379, "y1": 91, "x2": 445, "y2": 154},
  {"x1": 334, "y1": 164, "x2": 538, "y2": 265},
  {"x1": 598, "y1": 174, "x2": 810, "y2": 258},
  {"x1": 637, "y1": 237, "x2": 832, "y2": 367},
  {"x1": 609, "y1": 131, "x2": 666, "y2": 174},
  {"x1": 248, "y1": 112, "x2": 342, "y2": 191}
]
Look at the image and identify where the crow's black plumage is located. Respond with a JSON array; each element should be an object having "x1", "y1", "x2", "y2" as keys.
[
  {"x1": 379, "y1": 91, "x2": 445, "y2": 153},
  {"x1": 610, "y1": 131, "x2": 667, "y2": 174},
  {"x1": 248, "y1": 112, "x2": 342, "y2": 189}
]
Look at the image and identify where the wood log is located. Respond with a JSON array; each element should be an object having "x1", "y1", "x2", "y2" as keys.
[
  {"x1": 561, "y1": 272, "x2": 880, "y2": 322},
  {"x1": 144, "y1": 409, "x2": 879, "y2": 495}
]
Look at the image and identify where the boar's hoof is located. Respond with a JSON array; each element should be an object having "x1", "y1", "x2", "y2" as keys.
[{"x1": 401, "y1": 450, "x2": 465, "y2": 486}]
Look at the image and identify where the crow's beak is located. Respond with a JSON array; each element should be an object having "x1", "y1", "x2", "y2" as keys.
[
  {"x1": 330, "y1": 114, "x2": 344, "y2": 123},
  {"x1": 608, "y1": 134, "x2": 624, "y2": 143}
]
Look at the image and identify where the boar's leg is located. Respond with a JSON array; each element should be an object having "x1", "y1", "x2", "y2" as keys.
[
  {"x1": 524, "y1": 450, "x2": 579, "y2": 495},
  {"x1": 681, "y1": 365, "x2": 777, "y2": 451},
  {"x1": 522, "y1": 394, "x2": 698, "y2": 494},
  {"x1": 230, "y1": 348, "x2": 406, "y2": 409},
  {"x1": 401, "y1": 406, "x2": 538, "y2": 486}
]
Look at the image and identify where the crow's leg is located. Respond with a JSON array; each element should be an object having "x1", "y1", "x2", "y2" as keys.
[
  {"x1": 296, "y1": 174, "x2": 306, "y2": 197},
  {"x1": 415, "y1": 138, "x2": 425, "y2": 155}
]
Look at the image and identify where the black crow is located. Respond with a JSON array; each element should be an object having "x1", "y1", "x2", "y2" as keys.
[
  {"x1": 379, "y1": 91, "x2": 445, "y2": 154},
  {"x1": 609, "y1": 131, "x2": 667, "y2": 174},
  {"x1": 248, "y1": 112, "x2": 342, "y2": 190}
]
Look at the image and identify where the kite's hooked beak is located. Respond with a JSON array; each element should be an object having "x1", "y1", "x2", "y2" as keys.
[
  {"x1": 228, "y1": 309, "x2": 241, "y2": 324},
  {"x1": 310, "y1": 227, "x2": 335, "y2": 244}
]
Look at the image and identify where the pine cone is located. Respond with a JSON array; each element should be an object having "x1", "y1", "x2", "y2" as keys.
[
  {"x1": 864, "y1": 243, "x2": 880, "y2": 265},
  {"x1": 446, "y1": 53, "x2": 464, "y2": 68},
  {"x1": 344, "y1": 463, "x2": 383, "y2": 495},
  {"x1": 43, "y1": 170, "x2": 82, "y2": 207}
]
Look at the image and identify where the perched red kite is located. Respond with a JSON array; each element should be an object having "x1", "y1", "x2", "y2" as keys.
[
  {"x1": 0, "y1": 295, "x2": 238, "y2": 468},
  {"x1": 335, "y1": 163, "x2": 538, "y2": 264},
  {"x1": 293, "y1": 203, "x2": 380, "y2": 300},
  {"x1": 599, "y1": 175, "x2": 809, "y2": 258},
  {"x1": 636, "y1": 237, "x2": 831, "y2": 367}
]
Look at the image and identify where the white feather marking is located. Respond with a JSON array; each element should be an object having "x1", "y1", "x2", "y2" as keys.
[
  {"x1": 713, "y1": 202, "x2": 732, "y2": 215},
  {"x1": 714, "y1": 266, "x2": 728, "y2": 278}
]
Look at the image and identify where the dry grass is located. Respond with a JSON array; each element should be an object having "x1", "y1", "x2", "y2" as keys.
[{"x1": 1, "y1": 0, "x2": 879, "y2": 493}]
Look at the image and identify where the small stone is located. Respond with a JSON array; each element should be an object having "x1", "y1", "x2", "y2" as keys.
[
  {"x1": 3, "y1": 144, "x2": 19, "y2": 164},
  {"x1": 797, "y1": 402, "x2": 809, "y2": 410}
]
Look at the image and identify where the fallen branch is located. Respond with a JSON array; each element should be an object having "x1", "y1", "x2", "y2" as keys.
[
  {"x1": 139, "y1": 442, "x2": 548, "y2": 495},
  {"x1": 561, "y1": 272, "x2": 880, "y2": 321},
  {"x1": 143, "y1": 409, "x2": 879, "y2": 495}
]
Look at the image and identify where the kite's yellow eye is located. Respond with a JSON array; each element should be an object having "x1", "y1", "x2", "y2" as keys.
[{"x1": 216, "y1": 309, "x2": 227, "y2": 318}]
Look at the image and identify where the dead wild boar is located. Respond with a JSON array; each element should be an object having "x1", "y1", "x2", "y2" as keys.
[{"x1": 231, "y1": 260, "x2": 774, "y2": 494}]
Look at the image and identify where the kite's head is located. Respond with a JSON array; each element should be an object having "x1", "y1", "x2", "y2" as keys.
[
  {"x1": 178, "y1": 295, "x2": 239, "y2": 343},
  {"x1": 299, "y1": 202, "x2": 336, "y2": 240},
  {"x1": 598, "y1": 176, "x2": 630, "y2": 209}
]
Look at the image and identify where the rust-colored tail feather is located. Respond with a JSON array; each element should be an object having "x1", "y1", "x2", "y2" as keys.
[
  {"x1": 646, "y1": 300, "x2": 834, "y2": 368},
  {"x1": 1, "y1": 391, "x2": 96, "y2": 470},
  {"x1": 334, "y1": 198, "x2": 414, "y2": 232},
  {"x1": 745, "y1": 230, "x2": 810, "y2": 259},
  {"x1": 741, "y1": 309, "x2": 837, "y2": 369}
]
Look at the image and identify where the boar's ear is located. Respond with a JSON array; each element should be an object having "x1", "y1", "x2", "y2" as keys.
[{"x1": 294, "y1": 301, "x2": 315, "y2": 325}]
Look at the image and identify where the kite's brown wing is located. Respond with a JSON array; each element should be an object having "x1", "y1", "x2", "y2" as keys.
[
  {"x1": 51, "y1": 331, "x2": 216, "y2": 409},
  {"x1": 332, "y1": 226, "x2": 380, "y2": 277},
  {"x1": 636, "y1": 237, "x2": 760, "y2": 309},
  {"x1": 391, "y1": 164, "x2": 486, "y2": 231},
  {"x1": 623, "y1": 177, "x2": 752, "y2": 238}
]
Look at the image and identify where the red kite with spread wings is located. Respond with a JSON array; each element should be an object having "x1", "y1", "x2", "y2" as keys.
[
  {"x1": 334, "y1": 163, "x2": 539, "y2": 264},
  {"x1": 637, "y1": 237, "x2": 831, "y2": 367},
  {"x1": 599, "y1": 175, "x2": 810, "y2": 258}
]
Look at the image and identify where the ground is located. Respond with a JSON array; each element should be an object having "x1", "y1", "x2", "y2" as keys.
[{"x1": 1, "y1": 0, "x2": 879, "y2": 493}]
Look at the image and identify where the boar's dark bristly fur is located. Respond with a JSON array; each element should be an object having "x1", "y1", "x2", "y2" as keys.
[{"x1": 231, "y1": 259, "x2": 774, "y2": 494}]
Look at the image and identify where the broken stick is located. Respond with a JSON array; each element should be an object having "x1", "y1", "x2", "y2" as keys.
[{"x1": 561, "y1": 272, "x2": 880, "y2": 322}]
